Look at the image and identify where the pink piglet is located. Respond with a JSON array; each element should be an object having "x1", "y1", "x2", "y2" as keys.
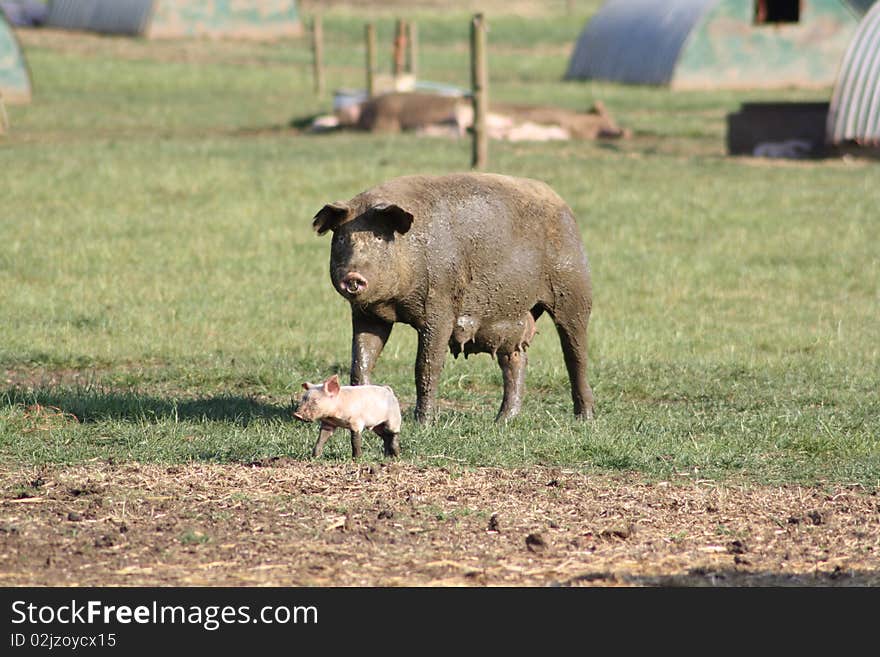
[{"x1": 294, "y1": 374, "x2": 402, "y2": 458}]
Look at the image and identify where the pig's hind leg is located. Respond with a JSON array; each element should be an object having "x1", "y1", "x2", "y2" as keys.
[
  {"x1": 548, "y1": 299, "x2": 595, "y2": 419},
  {"x1": 373, "y1": 423, "x2": 401, "y2": 458}
]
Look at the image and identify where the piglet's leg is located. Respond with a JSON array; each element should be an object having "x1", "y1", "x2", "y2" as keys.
[
  {"x1": 384, "y1": 433, "x2": 401, "y2": 458},
  {"x1": 374, "y1": 424, "x2": 401, "y2": 458},
  {"x1": 350, "y1": 430, "x2": 363, "y2": 459},
  {"x1": 312, "y1": 422, "x2": 336, "y2": 458}
]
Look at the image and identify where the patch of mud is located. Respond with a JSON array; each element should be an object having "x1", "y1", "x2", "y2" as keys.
[{"x1": 0, "y1": 462, "x2": 877, "y2": 586}]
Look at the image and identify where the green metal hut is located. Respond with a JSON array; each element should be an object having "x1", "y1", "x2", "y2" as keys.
[
  {"x1": 0, "y1": 10, "x2": 30, "y2": 104},
  {"x1": 566, "y1": 0, "x2": 869, "y2": 89},
  {"x1": 46, "y1": 0, "x2": 302, "y2": 39},
  {"x1": 827, "y1": 0, "x2": 880, "y2": 144}
]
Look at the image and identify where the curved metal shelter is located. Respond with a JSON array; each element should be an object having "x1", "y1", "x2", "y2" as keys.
[
  {"x1": 827, "y1": 1, "x2": 880, "y2": 144},
  {"x1": 845, "y1": 0, "x2": 877, "y2": 14},
  {"x1": 566, "y1": 0, "x2": 864, "y2": 89},
  {"x1": 565, "y1": 0, "x2": 715, "y2": 85},
  {"x1": 0, "y1": 10, "x2": 30, "y2": 104},
  {"x1": 46, "y1": 0, "x2": 302, "y2": 39}
]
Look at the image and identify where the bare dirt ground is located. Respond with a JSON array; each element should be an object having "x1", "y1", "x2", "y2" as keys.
[{"x1": 1, "y1": 460, "x2": 877, "y2": 586}]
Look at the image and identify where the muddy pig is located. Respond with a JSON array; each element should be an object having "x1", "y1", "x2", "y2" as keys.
[
  {"x1": 312, "y1": 173, "x2": 595, "y2": 423},
  {"x1": 293, "y1": 374, "x2": 401, "y2": 458}
]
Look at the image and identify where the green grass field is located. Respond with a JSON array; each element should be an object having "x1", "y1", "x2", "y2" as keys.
[{"x1": 2, "y1": 5, "x2": 878, "y2": 486}]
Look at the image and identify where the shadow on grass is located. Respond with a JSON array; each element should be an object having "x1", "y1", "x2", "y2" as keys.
[{"x1": 2, "y1": 386, "x2": 294, "y2": 427}]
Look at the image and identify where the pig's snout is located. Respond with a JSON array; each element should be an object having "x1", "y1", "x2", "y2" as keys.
[
  {"x1": 340, "y1": 272, "x2": 368, "y2": 296},
  {"x1": 292, "y1": 401, "x2": 311, "y2": 422}
]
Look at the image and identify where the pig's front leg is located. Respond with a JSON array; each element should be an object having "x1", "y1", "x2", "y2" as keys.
[
  {"x1": 414, "y1": 316, "x2": 454, "y2": 423},
  {"x1": 349, "y1": 430, "x2": 363, "y2": 458},
  {"x1": 312, "y1": 422, "x2": 336, "y2": 458},
  {"x1": 496, "y1": 350, "x2": 527, "y2": 422},
  {"x1": 350, "y1": 308, "x2": 393, "y2": 386}
]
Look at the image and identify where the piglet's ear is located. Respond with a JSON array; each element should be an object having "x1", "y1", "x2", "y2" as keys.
[
  {"x1": 324, "y1": 374, "x2": 341, "y2": 396},
  {"x1": 302, "y1": 382, "x2": 312, "y2": 390},
  {"x1": 372, "y1": 203, "x2": 414, "y2": 235},
  {"x1": 312, "y1": 202, "x2": 350, "y2": 235}
]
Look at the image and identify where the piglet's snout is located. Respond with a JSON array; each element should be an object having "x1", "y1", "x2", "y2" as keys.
[
  {"x1": 339, "y1": 272, "x2": 368, "y2": 296},
  {"x1": 292, "y1": 403, "x2": 310, "y2": 422}
]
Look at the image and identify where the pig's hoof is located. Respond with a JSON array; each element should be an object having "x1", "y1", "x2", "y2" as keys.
[
  {"x1": 494, "y1": 410, "x2": 520, "y2": 423},
  {"x1": 575, "y1": 407, "x2": 595, "y2": 421}
]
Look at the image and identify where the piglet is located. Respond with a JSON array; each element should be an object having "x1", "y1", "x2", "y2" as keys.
[{"x1": 293, "y1": 374, "x2": 402, "y2": 459}]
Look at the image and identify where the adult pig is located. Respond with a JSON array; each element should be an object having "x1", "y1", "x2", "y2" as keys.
[
  {"x1": 338, "y1": 92, "x2": 472, "y2": 136},
  {"x1": 312, "y1": 173, "x2": 595, "y2": 423}
]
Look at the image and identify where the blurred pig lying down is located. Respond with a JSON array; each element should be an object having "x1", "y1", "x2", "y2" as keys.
[{"x1": 309, "y1": 92, "x2": 631, "y2": 142}]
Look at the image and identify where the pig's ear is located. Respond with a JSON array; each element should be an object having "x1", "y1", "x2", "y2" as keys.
[
  {"x1": 312, "y1": 202, "x2": 350, "y2": 235},
  {"x1": 372, "y1": 203, "x2": 414, "y2": 235},
  {"x1": 324, "y1": 374, "x2": 341, "y2": 396},
  {"x1": 301, "y1": 382, "x2": 312, "y2": 390}
]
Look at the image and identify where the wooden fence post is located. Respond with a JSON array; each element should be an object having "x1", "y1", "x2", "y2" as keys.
[
  {"x1": 406, "y1": 21, "x2": 418, "y2": 78},
  {"x1": 365, "y1": 23, "x2": 377, "y2": 98},
  {"x1": 311, "y1": 14, "x2": 324, "y2": 97},
  {"x1": 0, "y1": 92, "x2": 8, "y2": 136},
  {"x1": 470, "y1": 14, "x2": 488, "y2": 170},
  {"x1": 393, "y1": 19, "x2": 407, "y2": 78}
]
